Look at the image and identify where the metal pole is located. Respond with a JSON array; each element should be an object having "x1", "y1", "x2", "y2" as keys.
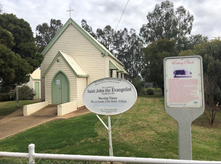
[
  {"x1": 178, "y1": 122, "x2": 192, "y2": 160},
  {"x1": 108, "y1": 115, "x2": 113, "y2": 156}
]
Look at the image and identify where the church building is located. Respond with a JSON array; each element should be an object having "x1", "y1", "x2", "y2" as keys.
[{"x1": 40, "y1": 18, "x2": 128, "y2": 111}]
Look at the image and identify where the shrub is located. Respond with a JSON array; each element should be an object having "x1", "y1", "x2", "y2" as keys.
[
  {"x1": 132, "y1": 78, "x2": 143, "y2": 95},
  {"x1": 147, "y1": 89, "x2": 154, "y2": 95},
  {"x1": 18, "y1": 85, "x2": 36, "y2": 100},
  {"x1": 0, "y1": 91, "x2": 16, "y2": 101}
]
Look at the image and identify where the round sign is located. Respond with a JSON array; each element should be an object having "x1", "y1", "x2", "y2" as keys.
[{"x1": 83, "y1": 78, "x2": 137, "y2": 115}]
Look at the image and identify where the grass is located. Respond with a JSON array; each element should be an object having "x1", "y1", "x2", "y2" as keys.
[
  {"x1": 0, "y1": 96, "x2": 220, "y2": 161},
  {"x1": 0, "y1": 100, "x2": 40, "y2": 116}
]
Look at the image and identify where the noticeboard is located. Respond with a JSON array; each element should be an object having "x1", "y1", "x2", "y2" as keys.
[
  {"x1": 164, "y1": 56, "x2": 204, "y2": 108},
  {"x1": 164, "y1": 56, "x2": 205, "y2": 160},
  {"x1": 83, "y1": 78, "x2": 137, "y2": 115}
]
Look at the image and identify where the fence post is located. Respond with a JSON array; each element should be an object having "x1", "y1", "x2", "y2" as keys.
[{"x1": 28, "y1": 144, "x2": 35, "y2": 164}]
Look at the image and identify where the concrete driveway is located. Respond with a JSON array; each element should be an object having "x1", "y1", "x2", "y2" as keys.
[{"x1": 0, "y1": 105, "x2": 90, "y2": 140}]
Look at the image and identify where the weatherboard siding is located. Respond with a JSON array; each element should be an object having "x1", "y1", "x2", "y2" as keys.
[
  {"x1": 45, "y1": 56, "x2": 77, "y2": 104},
  {"x1": 77, "y1": 78, "x2": 87, "y2": 107},
  {"x1": 42, "y1": 24, "x2": 107, "y2": 99}
]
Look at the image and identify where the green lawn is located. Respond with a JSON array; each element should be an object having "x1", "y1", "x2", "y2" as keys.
[
  {"x1": 0, "y1": 97, "x2": 220, "y2": 161},
  {"x1": 0, "y1": 100, "x2": 40, "y2": 116}
]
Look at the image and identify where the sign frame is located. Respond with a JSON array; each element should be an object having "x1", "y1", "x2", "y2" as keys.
[
  {"x1": 164, "y1": 55, "x2": 205, "y2": 160},
  {"x1": 83, "y1": 77, "x2": 137, "y2": 115}
]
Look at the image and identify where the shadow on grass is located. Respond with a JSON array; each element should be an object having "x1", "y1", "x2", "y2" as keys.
[
  {"x1": 0, "y1": 107, "x2": 20, "y2": 116},
  {"x1": 192, "y1": 111, "x2": 221, "y2": 128}
]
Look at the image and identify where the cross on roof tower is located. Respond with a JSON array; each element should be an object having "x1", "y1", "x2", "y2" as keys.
[{"x1": 67, "y1": 7, "x2": 74, "y2": 18}]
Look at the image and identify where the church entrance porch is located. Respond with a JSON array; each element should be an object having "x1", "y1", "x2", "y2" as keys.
[{"x1": 52, "y1": 72, "x2": 69, "y2": 104}]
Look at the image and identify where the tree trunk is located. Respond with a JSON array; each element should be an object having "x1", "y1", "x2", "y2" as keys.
[
  {"x1": 161, "y1": 86, "x2": 164, "y2": 96},
  {"x1": 16, "y1": 84, "x2": 19, "y2": 107}
]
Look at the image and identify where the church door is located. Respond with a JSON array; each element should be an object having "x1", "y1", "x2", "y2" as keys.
[
  {"x1": 52, "y1": 72, "x2": 69, "y2": 104},
  {"x1": 34, "y1": 82, "x2": 40, "y2": 99}
]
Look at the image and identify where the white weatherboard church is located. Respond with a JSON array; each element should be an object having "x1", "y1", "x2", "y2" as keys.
[{"x1": 24, "y1": 18, "x2": 128, "y2": 116}]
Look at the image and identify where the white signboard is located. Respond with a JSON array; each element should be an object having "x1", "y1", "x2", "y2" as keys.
[
  {"x1": 164, "y1": 56, "x2": 205, "y2": 160},
  {"x1": 164, "y1": 56, "x2": 203, "y2": 108},
  {"x1": 83, "y1": 78, "x2": 137, "y2": 115}
]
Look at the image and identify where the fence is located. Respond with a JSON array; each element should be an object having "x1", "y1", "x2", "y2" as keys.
[{"x1": 0, "y1": 144, "x2": 221, "y2": 164}]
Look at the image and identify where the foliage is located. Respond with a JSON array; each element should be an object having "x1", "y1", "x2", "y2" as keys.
[
  {"x1": 0, "y1": 85, "x2": 35, "y2": 101},
  {"x1": 142, "y1": 39, "x2": 177, "y2": 95},
  {"x1": 0, "y1": 93, "x2": 13, "y2": 102},
  {"x1": 146, "y1": 88, "x2": 154, "y2": 95},
  {"x1": 140, "y1": 0, "x2": 194, "y2": 44},
  {"x1": 214, "y1": 92, "x2": 221, "y2": 104},
  {"x1": 81, "y1": 21, "x2": 144, "y2": 80},
  {"x1": 179, "y1": 38, "x2": 221, "y2": 125},
  {"x1": 0, "y1": 13, "x2": 43, "y2": 87},
  {"x1": 18, "y1": 85, "x2": 35, "y2": 100},
  {"x1": 35, "y1": 19, "x2": 63, "y2": 53},
  {"x1": 131, "y1": 78, "x2": 143, "y2": 95},
  {"x1": 113, "y1": 28, "x2": 144, "y2": 79},
  {"x1": 81, "y1": 19, "x2": 97, "y2": 38}
]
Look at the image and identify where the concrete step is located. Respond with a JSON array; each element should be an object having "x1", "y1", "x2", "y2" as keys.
[{"x1": 30, "y1": 105, "x2": 57, "y2": 117}]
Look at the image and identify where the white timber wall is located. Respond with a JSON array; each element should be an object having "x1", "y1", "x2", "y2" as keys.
[
  {"x1": 41, "y1": 24, "x2": 107, "y2": 100},
  {"x1": 77, "y1": 78, "x2": 87, "y2": 107},
  {"x1": 44, "y1": 56, "x2": 77, "y2": 104}
]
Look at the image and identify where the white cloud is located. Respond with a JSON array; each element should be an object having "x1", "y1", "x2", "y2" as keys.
[{"x1": 1, "y1": 0, "x2": 221, "y2": 39}]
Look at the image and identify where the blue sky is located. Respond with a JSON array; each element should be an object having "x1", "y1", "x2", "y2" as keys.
[{"x1": 1, "y1": 0, "x2": 220, "y2": 39}]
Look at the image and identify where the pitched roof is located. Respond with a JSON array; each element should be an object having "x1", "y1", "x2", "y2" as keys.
[
  {"x1": 109, "y1": 60, "x2": 129, "y2": 74},
  {"x1": 30, "y1": 68, "x2": 41, "y2": 80},
  {"x1": 43, "y1": 51, "x2": 88, "y2": 78},
  {"x1": 41, "y1": 18, "x2": 124, "y2": 66}
]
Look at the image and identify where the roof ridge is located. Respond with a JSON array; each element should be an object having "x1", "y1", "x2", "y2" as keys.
[{"x1": 41, "y1": 18, "x2": 124, "y2": 66}]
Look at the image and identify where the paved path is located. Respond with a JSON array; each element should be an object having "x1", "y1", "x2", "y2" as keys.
[{"x1": 0, "y1": 105, "x2": 91, "y2": 140}]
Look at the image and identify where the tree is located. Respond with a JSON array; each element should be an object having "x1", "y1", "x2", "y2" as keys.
[
  {"x1": 96, "y1": 25, "x2": 115, "y2": 52},
  {"x1": 0, "y1": 4, "x2": 2, "y2": 13},
  {"x1": 35, "y1": 19, "x2": 63, "y2": 52},
  {"x1": 81, "y1": 21, "x2": 144, "y2": 80},
  {"x1": 176, "y1": 34, "x2": 208, "y2": 52},
  {"x1": 140, "y1": 0, "x2": 194, "y2": 43},
  {"x1": 179, "y1": 39, "x2": 221, "y2": 125},
  {"x1": 0, "y1": 13, "x2": 43, "y2": 106},
  {"x1": 81, "y1": 19, "x2": 97, "y2": 39},
  {"x1": 114, "y1": 28, "x2": 144, "y2": 79},
  {"x1": 142, "y1": 39, "x2": 177, "y2": 95},
  {"x1": 96, "y1": 26, "x2": 144, "y2": 79}
]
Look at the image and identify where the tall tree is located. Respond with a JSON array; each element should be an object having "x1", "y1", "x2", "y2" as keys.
[
  {"x1": 140, "y1": 0, "x2": 194, "y2": 43},
  {"x1": 114, "y1": 28, "x2": 144, "y2": 79},
  {"x1": 81, "y1": 21, "x2": 144, "y2": 80},
  {"x1": 176, "y1": 34, "x2": 208, "y2": 52},
  {"x1": 81, "y1": 19, "x2": 97, "y2": 39},
  {"x1": 142, "y1": 39, "x2": 177, "y2": 95},
  {"x1": 35, "y1": 19, "x2": 63, "y2": 53},
  {"x1": 96, "y1": 25, "x2": 115, "y2": 52},
  {"x1": 0, "y1": 13, "x2": 43, "y2": 106},
  {"x1": 0, "y1": 4, "x2": 2, "y2": 13},
  {"x1": 179, "y1": 39, "x2": 221, "y2": 125}
]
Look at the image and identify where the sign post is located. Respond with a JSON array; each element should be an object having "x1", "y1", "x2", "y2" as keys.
[
  {"x1": 83, "y1": 77, "x2": 137, "y2": 156},
  {"x1": 164, "y1": 56, "x2": 204, "y2": 160}
]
